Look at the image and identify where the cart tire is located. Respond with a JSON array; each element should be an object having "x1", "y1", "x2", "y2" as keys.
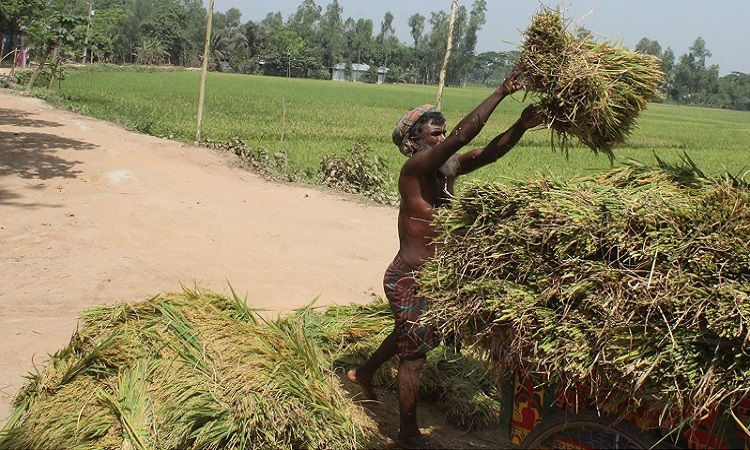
[{"x1": 520, "y1": 410, "x2": 659, "y2": 449}]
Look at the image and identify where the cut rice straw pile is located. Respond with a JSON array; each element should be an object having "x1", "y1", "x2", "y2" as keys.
[
  {"x1": 418, "y1": 156, "x2": 750, "y2": 437},
  {"x1": 518, "y1": 7, "x2": 665, "y2": 160},
  {"x1": 0, "y1": 290, "x2": 369, "y2": 450},
  {"x1": 0, "y1": 290, "x2": 507, "y2": 449}
]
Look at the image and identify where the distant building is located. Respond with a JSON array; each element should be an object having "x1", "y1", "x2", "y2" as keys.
[
  {"x1": 377, "y1": 66, "x2": 389, "y2": 84},
  {"x1": 331, "y1": 63, "x2": 370, "y2": 82}
]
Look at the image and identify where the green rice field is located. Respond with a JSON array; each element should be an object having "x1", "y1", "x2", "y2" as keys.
[{"x1": 50, "y1": 68, "x2": 750, "y2": 188}]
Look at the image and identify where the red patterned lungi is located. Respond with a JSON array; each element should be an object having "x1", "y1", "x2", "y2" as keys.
[{"x1": 383, "y1": 253, "x2": 438, "y2": 360}]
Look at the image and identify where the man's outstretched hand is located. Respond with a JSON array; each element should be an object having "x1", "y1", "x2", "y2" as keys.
[
  {"x1": 499, "y1": 67, "x2": 529, "y2": 96},
  {"x1": 520, "y1": 104, "x2": 545, "y2": 130}
]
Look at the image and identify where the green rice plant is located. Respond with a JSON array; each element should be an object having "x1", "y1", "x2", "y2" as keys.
[
  {"x1": 0, "y1": 288, "x2": 522, "y2": 446},
  {"x1": 2, "y1": 378, "x2": 119, "y2": 449},
  {"x1": 418, "y1": 351, "x2": 503, "y2": 430},
  {"x1": 98, "y1": 360, "x2": 157, "y2": 450},
  {"x1": 314, "y1": 300, "x2": 400, "y2": 387}
]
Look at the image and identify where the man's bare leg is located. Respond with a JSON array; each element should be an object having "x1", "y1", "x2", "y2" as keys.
[
  {"x1": 397, "y1": 357, "x2": 433, "y2": 449},
  {"x1": 347, "y1": 331, "x2": 398, "y2": 401}
]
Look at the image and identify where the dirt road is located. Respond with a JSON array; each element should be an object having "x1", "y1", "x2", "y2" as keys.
[{"x1": 0, "y1": 88, "x2": 399, "y2": 423}]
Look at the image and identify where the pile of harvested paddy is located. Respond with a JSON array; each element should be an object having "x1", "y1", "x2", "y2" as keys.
[
  {"x1": 518, "y1": 8, "x2": 664, "y2": 160},
  {"x1": 418, "y1": 158, "x2": 750, "y2": 430},
  {"x1": 0, "y1": 291, "x2": 506, "y2": 448},
  {"x1": 0, "y1": 291, "x2": 368, "y2": 450}
]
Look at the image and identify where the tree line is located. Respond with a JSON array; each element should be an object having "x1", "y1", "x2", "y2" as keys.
[
  {"x1": 1, "y1": 0, "x2": 748, "y2": 110},
  {"x1": 634, "y1": 36, "x2": 749, "y2": 111}
]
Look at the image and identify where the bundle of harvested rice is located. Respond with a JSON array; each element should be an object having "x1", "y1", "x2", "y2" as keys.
[
  {"x1": 518, "y1": 7, "x2": 664, "y2": 159},
  {"x1": 0, "y1": 291, "x2": 508, "y2": 448},
  {"x1": 417, "y1": 157, "x2": 750, "y2": 430},
  {"x1": 0, "y1": 290, "x2": 369, "y2": 450}
]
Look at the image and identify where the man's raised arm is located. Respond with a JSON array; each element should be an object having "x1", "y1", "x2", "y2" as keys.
[{"x1": 458, "y1": 104, "x2": 544, "y2": 174}]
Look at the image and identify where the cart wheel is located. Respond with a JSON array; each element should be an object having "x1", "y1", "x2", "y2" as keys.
[{"x1": 520, "y1": 410, "x2": 659, "y2": 449}]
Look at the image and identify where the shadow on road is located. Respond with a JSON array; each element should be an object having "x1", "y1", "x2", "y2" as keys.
[
  {"x1": 0, "y1": 130, "x2": 95, "y2": 180},
  {"x1": 0, "y1": 106, "x2": 64, "y2": 128},
  {"x1": 0, "y1": 106, "x2": 98, "y2": 206}
]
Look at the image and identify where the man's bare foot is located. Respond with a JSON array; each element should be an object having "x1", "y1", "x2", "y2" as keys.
[{"x1": 346, "y1": 368, "x2": 378, "y2": 401}]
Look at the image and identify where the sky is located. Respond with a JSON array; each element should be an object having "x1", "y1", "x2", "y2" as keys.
[{"x1": 206, "y1": 0, "x2": 750, "y2": 76}]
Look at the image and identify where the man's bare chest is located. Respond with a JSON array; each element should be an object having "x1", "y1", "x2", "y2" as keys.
[{"x1": 422, "y1": 175, "x2": 451, "y2": 208}]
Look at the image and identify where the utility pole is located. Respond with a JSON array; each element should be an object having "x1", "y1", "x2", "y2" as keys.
[
  {"x1": 83, "y1": 2, "x2": 93, "y2": 63},
  {"x1": 437, "y1": 0, "x2": 458, "y2": 110},
  {"x1": 195, "y1": 0, "x2": 214, "y2": 143}
]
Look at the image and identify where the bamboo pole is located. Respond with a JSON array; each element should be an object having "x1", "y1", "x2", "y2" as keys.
[
  {"x1": 83, "y1": 2, "x2": 93, "y2": 64},
  {"x1": 195, "y1": 0, "x2": 214, "y2": 144},
  {"x1": 437, "y1": 0, "x2": 458, "y2": 110}
]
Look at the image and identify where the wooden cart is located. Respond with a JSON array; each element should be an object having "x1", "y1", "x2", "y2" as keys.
[{"x1": 504, "y1": 372, "x2": 750, "y2": 449}]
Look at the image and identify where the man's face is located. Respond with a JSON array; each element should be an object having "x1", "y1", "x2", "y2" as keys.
[{"x1": 413, "y1": 119, "x2": 446, "y2": 154}]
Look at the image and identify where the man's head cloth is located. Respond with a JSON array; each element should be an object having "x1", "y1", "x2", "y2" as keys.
[{"x1": 392, "y1": 104, "x2": 440, "y2": 156}]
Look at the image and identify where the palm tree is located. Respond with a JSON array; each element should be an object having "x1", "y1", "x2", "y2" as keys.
[{"x1": 210, "y1": 28, "x2": 248, "y2": 67}]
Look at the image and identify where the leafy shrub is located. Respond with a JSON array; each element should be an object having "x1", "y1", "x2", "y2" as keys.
[
  {"x1": 12, "y1": 65, "x2": 55, "y2": 88},
  {"x1": 319, "y1": 143, "x2": 398, "y2": 206},
  {"x1": 202, "y1": 137, "x2": 304, "y2": 182},
  {"x1": 309, "y1": 67, "x2": 331, "y2": 80},
  {"x1": 7, "y1": 69, "x2": 33, "y2": 86}
]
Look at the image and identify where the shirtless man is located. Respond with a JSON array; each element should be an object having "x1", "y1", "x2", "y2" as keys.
[{"x1": 348, "y1": 70, "x2": 542, "y2": 449}]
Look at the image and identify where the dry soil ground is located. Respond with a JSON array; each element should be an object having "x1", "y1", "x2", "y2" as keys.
[{"x1": 0, "y1": 88, "x2": 510, "y2": 448}]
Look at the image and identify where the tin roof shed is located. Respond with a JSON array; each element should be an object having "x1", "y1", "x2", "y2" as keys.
[{"x1": 332, "y1": 63, "x2": 371, "y2": 82}]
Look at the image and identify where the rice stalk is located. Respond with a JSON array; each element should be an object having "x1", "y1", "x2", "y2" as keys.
[{"x1": 98, "y1": 360, "x2": 157, "y2": 450}]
